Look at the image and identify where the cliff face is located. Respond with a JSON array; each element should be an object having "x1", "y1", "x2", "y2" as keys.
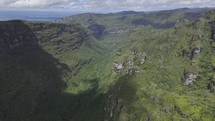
[
  {"x1": 0, "y1": 20, "x2": 90, "y2": 54},
  {"x1": 0, "y1": 20, "x2": 38, "y2": 55},
  {"x1": 30, "y1": 22, "x2": 90, "y2": 51},
  {"x1": 0, "y1": 20, "x2": 63, "y2": 120},
  {"x1": 0, "y1": 20, "x2": 96, "y2": 121}
]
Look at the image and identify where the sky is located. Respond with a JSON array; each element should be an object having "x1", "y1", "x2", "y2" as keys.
[{"x1": 0, "y1": 0, "x2": 215, "y2": 11}]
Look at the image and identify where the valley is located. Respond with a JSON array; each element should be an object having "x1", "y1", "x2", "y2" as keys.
[{"x1": 0, "y1": 8, "x2": 215, "y2": 121}]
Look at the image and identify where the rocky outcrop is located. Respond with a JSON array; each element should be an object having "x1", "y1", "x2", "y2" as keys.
[
  {"x1": 140, "y1": 57, "x2": 146, "y2": 64},
  {"x1": 179, "y1": 47, "x2": 201, "y2": 60},
  {"x1": 131, "y1": 49, "x2": 138, "y2": 55},
  {"x1": 113, "y1": 62, "x2": 124, "y2": 72},
  {"x1": 179, "y1": 34, "x2": 202, "y2": 60},
  {"x1": 193, "y1": 47, "x2": 201, "y2": 54},
  {"x1": 113, "y1": 47, "x2": 147, "y2": 74},
  {"x1": 189, "y1": 47, "x2": 201, "y2": 60},
  {"x1": 126, "y1": 59, "x2": 135, "y2": 75},
  {"x1": 183, "y1": 73, "x2": 198, "y2": 86}
]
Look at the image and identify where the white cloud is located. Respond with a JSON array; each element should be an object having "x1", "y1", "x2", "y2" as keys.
[
  {"x1": 8, "y1": 0, "x2": 71, "y2": 8},
  {"x1": 0, "y1": 0, "x2": 215, "y2": 10}
]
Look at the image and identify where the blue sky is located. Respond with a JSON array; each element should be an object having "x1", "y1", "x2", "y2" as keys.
[{"x1": 0, "y1": 0, "x2": 215, "y2": 11}]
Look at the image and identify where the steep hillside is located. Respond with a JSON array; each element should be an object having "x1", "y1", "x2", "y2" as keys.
[
  {"x1": 56, "y1": 8, "x2": 215, "y2": 121},
  {"x1": 56, "y1": 8, "x2": 209, "y2": 39},
  {"x1": 0, "y1": 8, "x2": 215, "y2": 121},
  {"x1": 0, "y1": 20, "x2": 106, "y2": 121}
]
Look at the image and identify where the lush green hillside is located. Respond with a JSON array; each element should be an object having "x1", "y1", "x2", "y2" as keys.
[
  {"x1": 56, "y1": 8, "x2": 210, "y2": 38},
  {"x1": 0, "y1": 8, "x2": 215, "y2": 121}
]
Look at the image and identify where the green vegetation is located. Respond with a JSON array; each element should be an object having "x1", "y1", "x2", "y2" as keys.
[{"x1": 0, "y1": 8, "x2": 215, "y2": 121}]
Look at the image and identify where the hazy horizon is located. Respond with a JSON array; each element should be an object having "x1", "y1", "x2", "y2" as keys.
[
  {"x1": 0, "y1": 0, "x2": 215, "y2": 11},
  {"x1": 0, "y1": 7, "x2": 213, "y2": 21}
]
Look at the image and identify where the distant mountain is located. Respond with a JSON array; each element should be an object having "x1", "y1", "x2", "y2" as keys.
[
  {"x1": 117, "y1": 10, "x2": 143, "y2": 15},
  {"x1": 56, "y1": 8, "x2": 210, "y2": 38},
  {"x1": 0, "y1": 10, "x2": 80, "y2": 21}
]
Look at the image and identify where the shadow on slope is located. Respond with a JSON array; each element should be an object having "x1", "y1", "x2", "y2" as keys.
[
  {"x1": 0, "y1": 20, "x2": 137, "y2": 121},
  {"x1": 0, "y1": 20, "x2": 105, "y2": 121}
]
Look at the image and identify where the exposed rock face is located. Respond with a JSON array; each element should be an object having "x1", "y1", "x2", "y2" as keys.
[
  {"x1": 32, "y1": 22, "x2": 89, "y2": 52},
  {"x1": 183, "y1": 73, "x2": 198, "y2": 86},
  {"x1": 127, "y1": 60, "x2": 134, "y2": 67},
  {"x1": 126, "y1": 59, "x2": 135, "y2": 75},
  {"x1": 140, "y1": 57, "x2": 146, "y2": 64},
  {"x1": 179, "y1": 47, "x2": 201, "y2": 60},
  {"x1": 179, "y1": 34, "x2": 202, "y2": 61},
  {"x1": 193, "y1": 47, "x2": 201, "y2": 54},
  {"x1": 0, "y1": 21, "x2": 90, "y2": 58},
  {"x1": 113, "y1": 62, "x2": 124, "y2": 72},
  {"x1": 131, "y1": 49, "x2": 138, "y2": 55}
]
